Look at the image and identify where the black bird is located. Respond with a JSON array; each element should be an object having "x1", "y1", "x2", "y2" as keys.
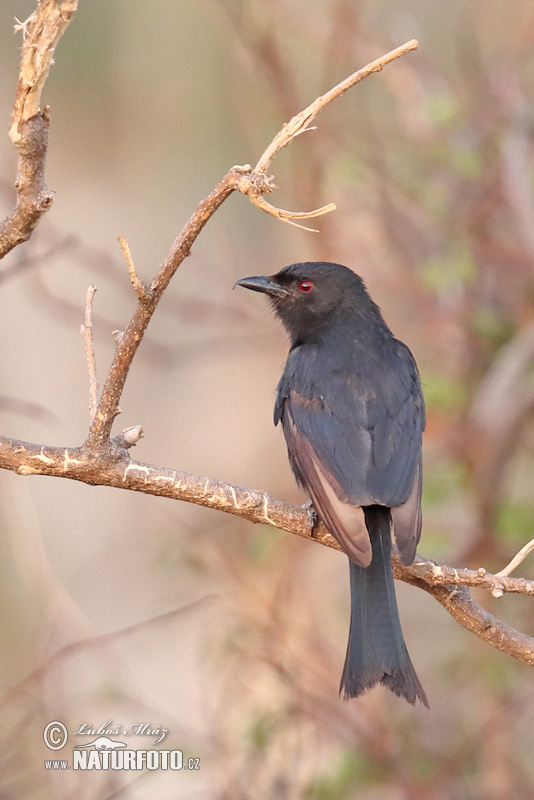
[{"x1": 236, "y1": 261, "x2": 427, "y2": 706}]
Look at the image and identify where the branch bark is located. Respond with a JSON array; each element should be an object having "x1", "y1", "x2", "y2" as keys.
[
  {"x1": 0, "y1": 433, "x2": 532, "y2": 666},
  {"x1": 0, "y1": 1, "x2": 78, "y2": 259}
]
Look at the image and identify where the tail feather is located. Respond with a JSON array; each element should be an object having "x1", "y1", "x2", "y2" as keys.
[{"x1": 340, "y1": 505, "x2": 428, "y2": 707}]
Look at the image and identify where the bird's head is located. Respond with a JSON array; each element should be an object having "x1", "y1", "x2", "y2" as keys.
[{"x1": 236, "y1": 261, "x2": 377, "y2": 344}]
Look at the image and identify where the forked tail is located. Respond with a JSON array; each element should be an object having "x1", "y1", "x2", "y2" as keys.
[{"x1": 340, "y1": 505, "x2": 428, "y2": 707}]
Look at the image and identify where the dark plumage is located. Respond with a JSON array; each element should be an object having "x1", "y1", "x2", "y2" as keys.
[{"x1": 236, "y1": 261, "x2": 427, "y2": 706}]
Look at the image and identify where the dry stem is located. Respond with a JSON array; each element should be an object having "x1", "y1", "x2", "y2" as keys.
[
  {"x1": 254, "y1": 39, "x2": 418, "y2": 174},
  {"x1": 81, "y1": 285, "x2": 98, "y2": 420},
  {"x1": 10, "y1": 0, "x2": 79, "y2": 142},
  {"x1": 0, "y1": 0, "x2": 79, "y2": 259}
]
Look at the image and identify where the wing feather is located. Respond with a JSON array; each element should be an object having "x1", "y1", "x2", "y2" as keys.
[{"x1": 284, "y1": 407, "x2": 372, "y2": 566}]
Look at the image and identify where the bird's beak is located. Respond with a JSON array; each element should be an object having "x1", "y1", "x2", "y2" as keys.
[{"x1": 234, "y1": 275, "x2": 288, "y2": 298}]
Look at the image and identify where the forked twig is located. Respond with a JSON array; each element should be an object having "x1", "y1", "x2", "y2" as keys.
[
  {"x1": 86, "y1": 42, "x2": 419, "y2": 449},
  {"x1": 243, "y1": 39, "x2": 419, "y2": 228}
]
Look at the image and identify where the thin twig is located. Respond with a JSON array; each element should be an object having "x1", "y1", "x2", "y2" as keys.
[
  {"x1": 253, "y1": 39, "x2": 419, "y2": 174},
  {"x1": 84, "y1": 170, "x2": 240, "y2": 451},
  {"x1": 249, "y1": 195, "x2": 337, "y2": 232},
  {"x1": 496, "y1": 536, "x2": 534, "y2": 578},
  {"x1": 118, "y1": 235, "x2": 150, "y2": 301},
  {"x1": 81, "y1": 285, "x2": 98, "y2": 421},
  {"x1": 237, "y1": 39, "x2": 419, "y2": 228}
]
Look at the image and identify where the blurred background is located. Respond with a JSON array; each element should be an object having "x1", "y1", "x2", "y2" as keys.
[{"x1": 1, "y1": 0, "x2": 534, "y2": 797}]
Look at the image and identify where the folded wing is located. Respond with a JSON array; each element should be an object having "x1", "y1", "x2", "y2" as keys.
[{"x1": 276, "y1": 339, "x2": 425, "y2": 566}]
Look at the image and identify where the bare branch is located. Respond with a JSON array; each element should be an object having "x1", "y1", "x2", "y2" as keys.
[
  {"x1": 402, "y1": 576, "x2": 534, "y2": 666},
  {"x1": 0, "y1": 1, "x2": 79, "y2": 260},
  {"x1": 84, "y1": 169, "x2": 241, "y2": 451},
  {"x1": 238, "y1": 39, "x2": 419, "y2": 226},
  {"x1": 253, "y1": 39, "x2": 419, "y2": 174},
  {"x1": 81, "y1": 285, "x2": 98, "y2": 421},
  {"x1": 0, "y1": 432, "x2": 532, "y2": 665},
  {"x1": 0, "y1": 110, "x2": 53, "y2": 259}
]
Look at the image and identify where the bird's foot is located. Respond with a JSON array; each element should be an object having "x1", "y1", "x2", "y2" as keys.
[{"x1": 302, "y1": 500, "x2": 319, "y2": 537}]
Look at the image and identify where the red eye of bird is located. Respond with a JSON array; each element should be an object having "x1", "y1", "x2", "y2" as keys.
[{"x1": 298, "y1": 280, "x2": 313, "y2": 293}]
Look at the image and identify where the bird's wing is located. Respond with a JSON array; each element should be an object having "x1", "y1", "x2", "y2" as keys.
[
  {"x1": 390, "y1": 454, "x2": 422, "y2": 564},
  {"x1": 283, "y1": 404, "x2": 373, "y2": 566},
  {"x1": 276, "y1": 339, "x2": 424, "y2": 565}
]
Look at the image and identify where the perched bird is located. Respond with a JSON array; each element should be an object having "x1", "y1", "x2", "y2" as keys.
[{"x1": 236, "y1": 261, "x2": 427, "y2": 706}]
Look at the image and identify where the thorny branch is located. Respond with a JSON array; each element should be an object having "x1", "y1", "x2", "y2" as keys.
[{"x1": 0, "y1": 8, "x2": 532, "y2": 672}]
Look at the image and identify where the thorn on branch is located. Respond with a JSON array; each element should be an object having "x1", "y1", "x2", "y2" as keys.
[{"x1": 13, "y1": 14, "x2": 34, "y2": 41}]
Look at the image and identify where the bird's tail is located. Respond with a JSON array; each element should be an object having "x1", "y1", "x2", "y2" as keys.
[{"x1": 340, "y1": 505, "x2": 428, "y2": 707}]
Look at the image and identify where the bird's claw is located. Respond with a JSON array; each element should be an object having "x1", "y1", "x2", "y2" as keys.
[{"x1": 302, "y1": 499, "x2": 319, "y2": 537}]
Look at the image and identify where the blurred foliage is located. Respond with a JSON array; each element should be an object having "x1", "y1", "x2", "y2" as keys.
[
  {"x1": 421, "y1": 371, "x2": 467, "y2": 414},
  {"x1": 497, "y1": 501, "x2": 534, "y2": 544},
  {"x1": 305, "y1": 749, "x2": 385, "y2": 798}
]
